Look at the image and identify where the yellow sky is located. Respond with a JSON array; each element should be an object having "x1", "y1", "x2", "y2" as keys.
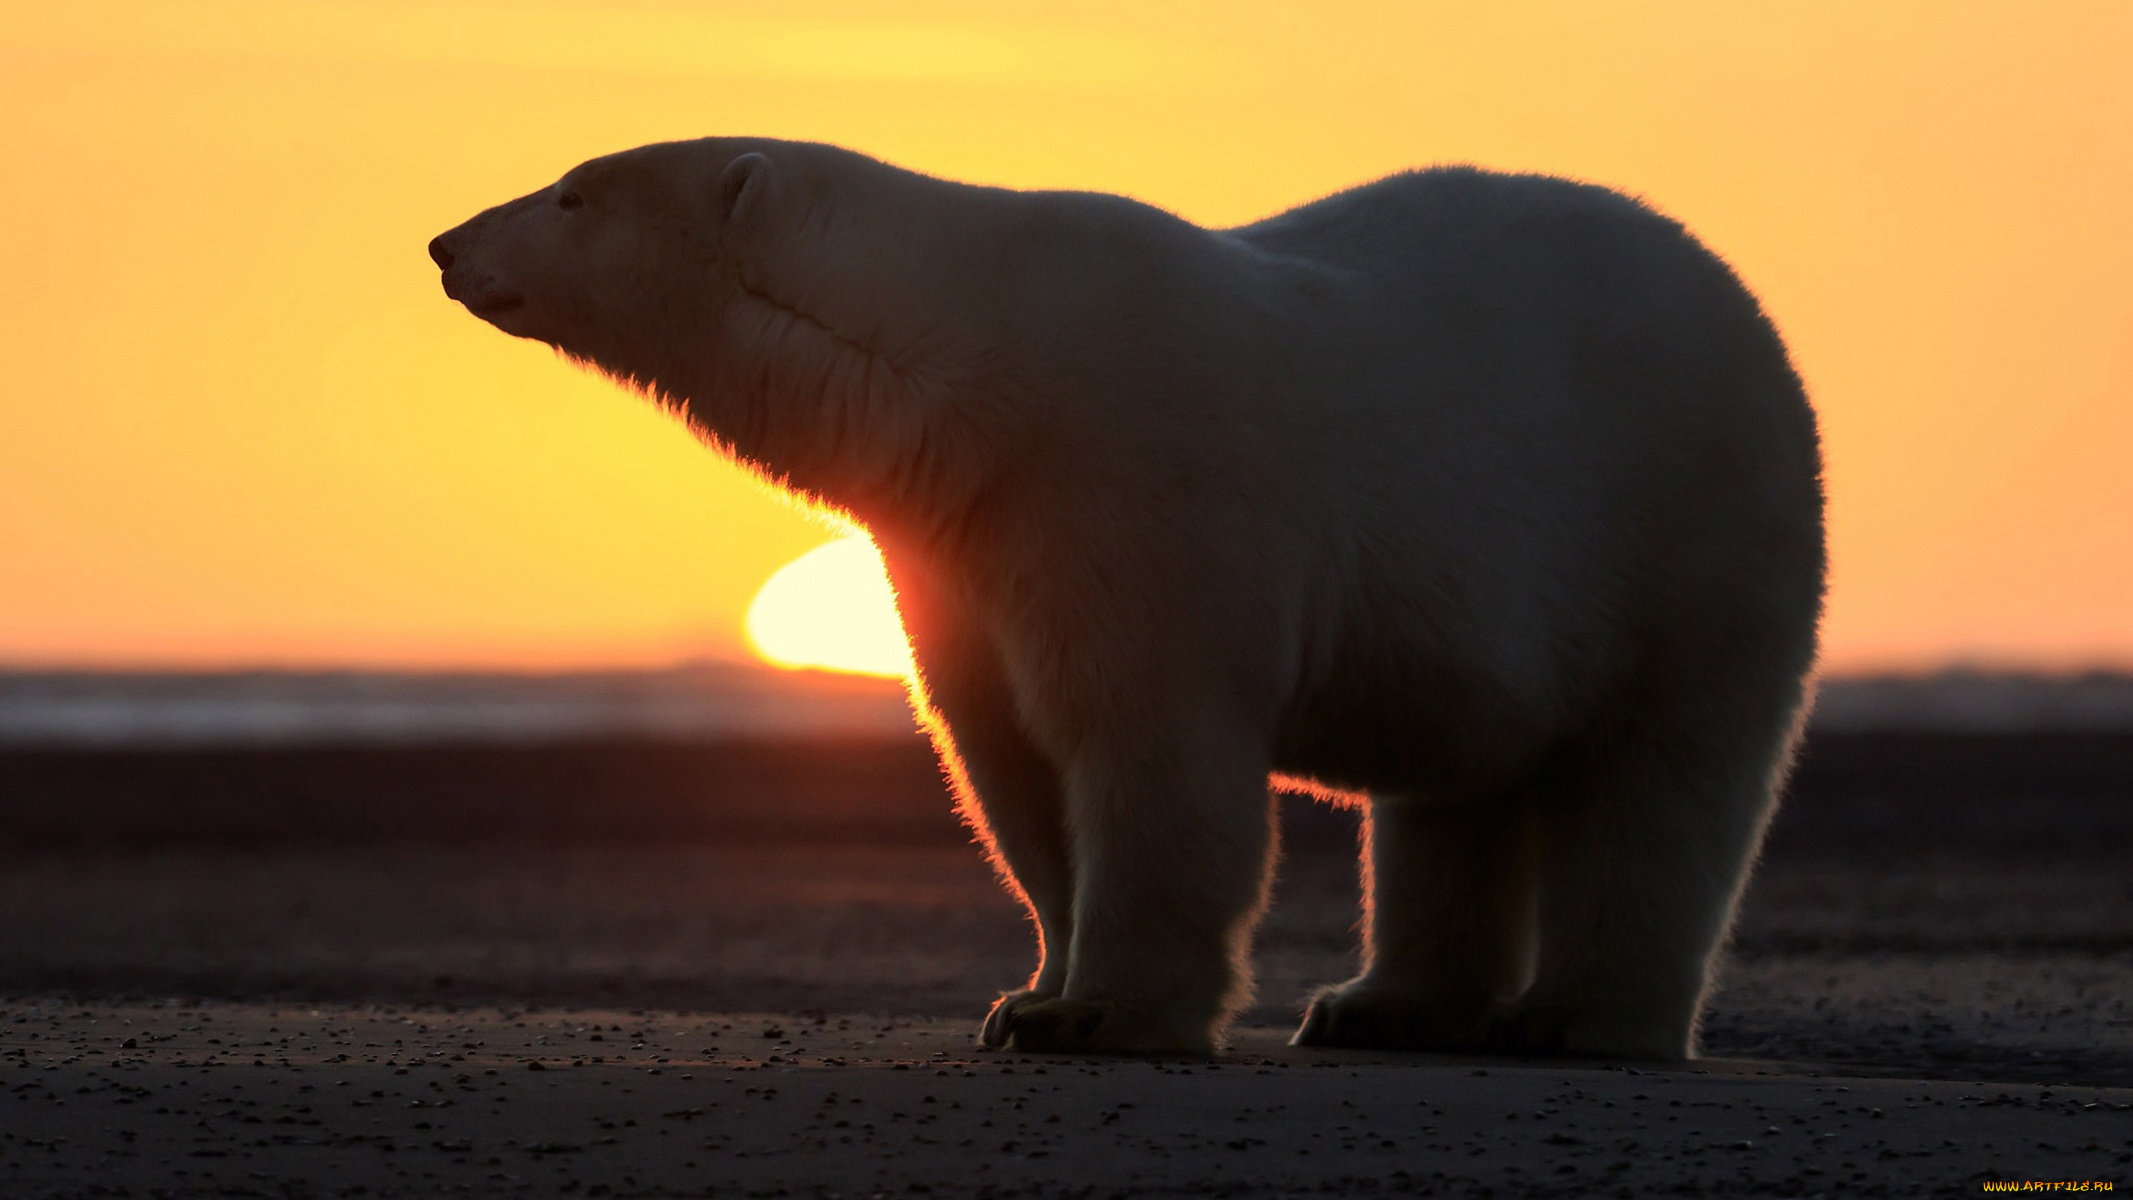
[{"x1": 1, "y1": 1, "x2": 2127, "y2": 672}]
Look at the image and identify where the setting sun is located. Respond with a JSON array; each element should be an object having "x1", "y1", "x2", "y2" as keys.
[{"x1": 745, "y1": 537, "x2": 914, "y2": 679}]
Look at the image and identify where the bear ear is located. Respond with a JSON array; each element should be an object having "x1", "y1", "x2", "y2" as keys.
[{"x1": 716, "y1": 152, "x2": 776, "y2": 228}]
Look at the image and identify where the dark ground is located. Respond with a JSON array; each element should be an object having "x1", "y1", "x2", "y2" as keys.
[
  {"x1": 0, "y1": 730, "x2": 2128, "y2": 1195},
  {"x1": 0, "y1": 731, "x2": 2129, "y2": 1083}
]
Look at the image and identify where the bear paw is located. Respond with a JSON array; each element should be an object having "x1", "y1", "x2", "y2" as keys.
[
  {"x1": 987, "y1": 996, "x2": 1213, "y2": 1057},
  {"x1": 1291, "y1": 982, "x2": 1494, "y2": 1052},
  {"x1": 979, "y1": 989, "x2": 1058, "y2": 1050}
]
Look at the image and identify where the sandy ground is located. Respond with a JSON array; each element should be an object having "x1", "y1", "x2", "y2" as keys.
[
  {"x1": 5, "y1": 1001, "x2": 2130, "y2": 1199},
  {"x1": 2, "y1": 841, "x2": 2130, "y2": 1197}
]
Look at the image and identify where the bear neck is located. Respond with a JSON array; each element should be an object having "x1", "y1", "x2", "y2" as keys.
[
  {"x1": 703, "y1": 310, "x2": 999, "y2": 542},
  {"x1": 689, "y1": 157, "x2": 1041, "y2": 546}
]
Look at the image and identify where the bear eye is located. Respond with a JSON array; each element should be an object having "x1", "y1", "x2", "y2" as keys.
[{"x1": 557, "y1": 190, "x2": 584, "y2": 211}]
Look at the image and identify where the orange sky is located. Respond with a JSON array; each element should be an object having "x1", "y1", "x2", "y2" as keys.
[{"x1": 1, "y1": 1, "x2": 2128, "y2": 673}]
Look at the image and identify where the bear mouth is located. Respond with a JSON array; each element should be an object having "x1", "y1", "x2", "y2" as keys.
[{"x1": 440, "y1": 271, "x2": 525, "y2": 320}]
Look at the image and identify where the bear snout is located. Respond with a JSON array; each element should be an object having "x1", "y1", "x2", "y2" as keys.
[{"x1": 429, "y1": 231, "x2": 524, "y2": 319}]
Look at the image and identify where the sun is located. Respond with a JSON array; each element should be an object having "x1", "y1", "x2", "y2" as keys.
[{"x1": 745, "y1": 536, "x2": 916, "y2": 678}]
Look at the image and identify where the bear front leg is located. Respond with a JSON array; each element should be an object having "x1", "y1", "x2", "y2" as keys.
[
  {"x1": 994, "y1": 716, "x2": 1278, "y2": 1057},
  {"x1": 1295, "y1": 793, "x2": 1542, "y2": 1051},
  {"x1": 943, "y1": 722, "x2": 1074, "y2": 1049},
  {"x1": 884, "y1": 550, "x2": 1077, "y2": 1047}
]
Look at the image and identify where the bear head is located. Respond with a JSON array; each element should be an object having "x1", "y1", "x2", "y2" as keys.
[
  {"x1": 428, "y1": 139, "x2": 786, "y2": 389},
  {"x1": 432, "y1": 137, "x2": 1016, "y2": 521}
]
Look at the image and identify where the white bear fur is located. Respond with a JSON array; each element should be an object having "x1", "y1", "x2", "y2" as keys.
[{"x1": 432, "y1": 138, "x2": 1825, "y2": 1059}]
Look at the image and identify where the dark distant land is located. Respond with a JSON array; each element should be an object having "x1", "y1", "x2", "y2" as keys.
[{"x1": 0, "y1": 665, "x2": 2128, "y2": 855}]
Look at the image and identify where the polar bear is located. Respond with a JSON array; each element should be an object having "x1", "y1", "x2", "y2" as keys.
[{"x1": 430, "y1": 138, "x2": 1824, "y2": 1060}]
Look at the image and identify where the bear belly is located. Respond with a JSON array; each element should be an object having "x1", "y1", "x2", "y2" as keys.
[{"x1": 1270, "y1": 656, "x2": 1561, "y2": 802}]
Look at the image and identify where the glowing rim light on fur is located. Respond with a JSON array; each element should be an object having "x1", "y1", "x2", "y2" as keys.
[{"x1": 745, "y1": 536, "x2": 915, "y2": 678}]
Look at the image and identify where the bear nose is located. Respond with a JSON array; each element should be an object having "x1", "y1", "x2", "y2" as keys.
[{"x1": 427, "y1": 235, "x2": 455, "y2": 270}]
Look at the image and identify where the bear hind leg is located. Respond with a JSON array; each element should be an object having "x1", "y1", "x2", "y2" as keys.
[
  {"x1": 1488, "y1": 724, "x2": 1793, "y2": 1061},
  {"x1": 1294, "y1": 793, "x2": 1543, "y2": 1051}
]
